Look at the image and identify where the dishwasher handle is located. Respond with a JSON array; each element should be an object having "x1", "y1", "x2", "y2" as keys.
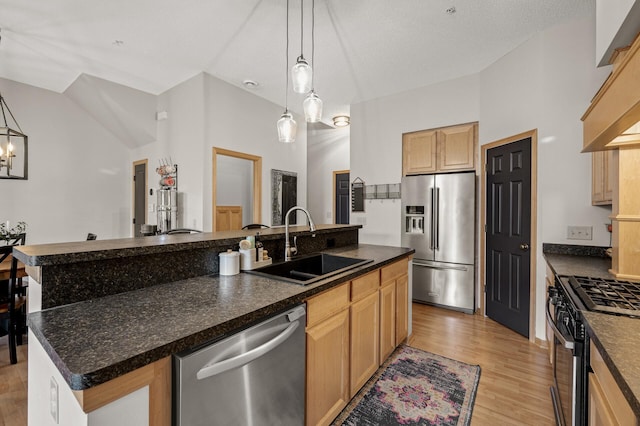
[{"x1": 196, "y1": 320, "x2": 300, "y2": 380}]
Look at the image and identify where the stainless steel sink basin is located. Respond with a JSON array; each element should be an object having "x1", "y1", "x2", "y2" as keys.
[{"x1": 246, "y1": 253, "x2": 373, "y2": 285}]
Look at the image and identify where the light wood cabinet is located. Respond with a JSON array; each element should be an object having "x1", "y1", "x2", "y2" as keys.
[
  {"x1": 306, "y1": 283, "x2": 350, "y2": 426},
  {"x1": 379, "y1": 280, "x2": 396, "y2": 363},
  {"x1": 395, "y1": 273, "x2": 409, "y2": 346},
  {"x1": 402, "y1": 129, "x2": 437, "y2": 174},
  {"x1": 305, "y1": 258, "x2": 410, "y2": 426},
  {"x1": 592, "y1": 150, "x2": 615, "y2": 205},
  {"x1": 402, "y1": 123, "x2": 477, "y2": 176},
  {"x1": 381, "y1": 258, "x2": 410, "y2": 357},
  {"x1": 214, "y1": 205, "x2": 243, "y2": 231},
  {"x1": 350, "y1": 291, "x2": 379, "y2": 397},
  {"x1": 588, "y1": 343, "x2": 638, "y2": 426}
]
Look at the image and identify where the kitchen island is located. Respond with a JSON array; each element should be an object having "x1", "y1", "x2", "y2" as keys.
[
  {"x1": 15, "y1": 226, "x2": 414, "y2": 425},
  {"x1": 543, "y1": 244, "x2": 640, "y2": 420}
]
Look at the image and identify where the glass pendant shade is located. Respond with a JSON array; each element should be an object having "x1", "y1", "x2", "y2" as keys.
[
  {"x1": 277, "y1": 111, "x2": 297, "y2": 143},
  {"x1": 303, "y1": 91, "x2": 323, "y2": 123},
  {"x1": 292, "y1": 57, "x2": 312, "y2": 94}
]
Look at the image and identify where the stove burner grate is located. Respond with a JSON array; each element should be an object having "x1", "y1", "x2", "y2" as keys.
[{"x1": 569, "y1": 276, "x2": 640, "y2": 316}]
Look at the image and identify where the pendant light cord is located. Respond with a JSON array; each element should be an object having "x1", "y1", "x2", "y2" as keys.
[
  {"x1": 311, "y1": 0, "x2": 315, "y2": 89},
  {"x1": 285, "y1": 0, "x2": 290, "y2": 111},
  {"x1": 299, "y1": 0, "x2": 304, "y2": 58}
]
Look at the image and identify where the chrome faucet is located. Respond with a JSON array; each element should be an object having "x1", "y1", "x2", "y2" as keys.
[{"x1": 285, "y1": 206, "x2": 316, "y2": 261}]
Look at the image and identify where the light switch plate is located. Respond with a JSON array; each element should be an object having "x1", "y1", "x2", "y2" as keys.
[{"x1": 567, "y1": 225, "x2": 592, "y2": 240}]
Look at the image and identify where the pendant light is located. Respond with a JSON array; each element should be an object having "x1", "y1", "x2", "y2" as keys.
[
  {"x1": 291, "y1": 0, "x2": 312, "y2": 94},
  {"x1": 277, "y1": 0, "x2": 297, "y2": 143},
  {"x1": 303, "y1": 0, "x2": 323, "y2": 123}
]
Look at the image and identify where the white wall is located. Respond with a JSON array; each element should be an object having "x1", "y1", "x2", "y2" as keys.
[
  {"x1": 595, "y1": 0, "x2": 640, "y2": 65},
  {"x1": 217, "y1": 155, "x2": 254, "y2": 226},
  {"x1": 0, "y1": 78, "x2": 131, "y2": 244},
  {"x1": 350, "y1": 74, "x2": 481, "y2": 246},
  {"x1": 480, "y1": 15, "x2": 612, "y2": 339},
  {"x1": 350, "y1": 13, "x2": 612, "y2": 340},
  {"x1": 202, "y1": 74, "x2": 307, "y2": 229},
  {"x1": 307, "y1": 124, "x2": 350, "y2": 224}
]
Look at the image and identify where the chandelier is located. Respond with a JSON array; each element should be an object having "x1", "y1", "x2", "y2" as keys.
[{"x1": 0, "y1": 92, "x2": 28, "y2": 180}]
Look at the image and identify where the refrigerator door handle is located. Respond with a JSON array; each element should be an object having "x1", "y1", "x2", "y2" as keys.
[
  {"x1": 435, "y1": 187, "x2": 440, "y2": 250},
  {"x1": 429, "y1": 187, "x2": 435, "y2": 249},
  {"x1": 413, "y1": 260, "x2": 468, "y2": 272}
]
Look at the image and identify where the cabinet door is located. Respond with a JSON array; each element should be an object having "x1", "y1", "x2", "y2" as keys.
[
  {"x1": 306, "y1": 309, "x2": 350, "y2": 426},
  {"x1": 604, "y1": 150, "x2": 615, "y2": 203},
  {"x1": 215, "y1": 206, "x2": 243, "y2": 231},
  {"x1": 437, "y1": 123, "x2": 476, "y2": 171},
  {"x1": 395, "y1": 274, "x2": 409, "y2": 346},
  {"x1": 592, "y1": 151, "x2": 606, "y2": 205},
  {"x1": 350, "y1": 291, "x2": 379, "y2": 397},
  {"x1": 403, "y1": 130, "x2": 437, "y2": 175},
  {"x1": 592, "y1": 151, "x2": 615, "y2": 205},
  {"x1": 379, "y1": 280, "x2": 396, "y2": 364},
  {"x1": 589, "y1": 373, "x2": 618, "y2": 426}
]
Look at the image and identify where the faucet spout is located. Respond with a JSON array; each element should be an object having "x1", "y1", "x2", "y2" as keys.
[{"x1": 284, "y1": 206, "x2": 316, "y2": 261}]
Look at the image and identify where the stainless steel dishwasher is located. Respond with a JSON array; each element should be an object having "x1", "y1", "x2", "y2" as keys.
[{"x1": 173, "y1": 304, "x2": 306, "y2": 426}]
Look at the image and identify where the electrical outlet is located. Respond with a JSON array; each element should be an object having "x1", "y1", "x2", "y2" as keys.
[
  {"x1": 50, "y1": 376, "x2": 59, "y2": 424},
  {"x1": 567, "y1": 225, "x2": 593, "y2": 240}
]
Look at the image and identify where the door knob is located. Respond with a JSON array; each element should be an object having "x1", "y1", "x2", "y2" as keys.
[{"x1": 520, "y1": 243, "x2": 529, "y2": 251}]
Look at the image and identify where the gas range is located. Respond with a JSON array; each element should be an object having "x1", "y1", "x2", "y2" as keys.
[{"x1": 568, "y1": 275, "x2": 640, "y2": 318}]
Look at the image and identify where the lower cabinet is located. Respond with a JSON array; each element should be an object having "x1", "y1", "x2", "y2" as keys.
[
  {"x1": 350, "y1": 291, "x2": 379, "y2": 397},
  {"x1": 395, "y1": 273, "x2": 409, "y2": 346},
  {"x1": 588, "y1": 343, "x2": 638, "y2": 426},
  {"x1": 306, "y1": 283, "x2": 351, "y2": 426},
  {"x1": 305, "y1": 257, "x2": 410, "y2": 426},
  {"x1": 379, "y1": 280, "x2": 396, "y2": 363}
]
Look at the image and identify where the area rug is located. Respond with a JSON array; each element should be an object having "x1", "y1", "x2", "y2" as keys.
[{"x1": 332, "y1": 345, "x2": 481, "y2": 426}]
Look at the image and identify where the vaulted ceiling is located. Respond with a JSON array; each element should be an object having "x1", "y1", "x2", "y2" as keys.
[{"x1": 0, "y1": 0, "x2": 594, "y2": 124}]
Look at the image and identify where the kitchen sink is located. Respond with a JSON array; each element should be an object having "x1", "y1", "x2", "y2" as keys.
[{"x1": 246, "y1": 253, "x2": 373, "y2": 285}]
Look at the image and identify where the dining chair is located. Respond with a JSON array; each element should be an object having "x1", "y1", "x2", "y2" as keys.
[{"x1": 0, "y1": 244, "x2": 27, "y2": 364}]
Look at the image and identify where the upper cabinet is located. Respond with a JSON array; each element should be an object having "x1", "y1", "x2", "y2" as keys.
[
  {"x1": 592, "y1": 150, "x2": 616, "y2": 205},
  {"x1": 402, "y1": 122, "x2": 477, "y2": 176}
]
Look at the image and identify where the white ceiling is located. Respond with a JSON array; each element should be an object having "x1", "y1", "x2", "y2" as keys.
[{"x1": 0, "y1": 0, "x2": 594, "y2": 124}]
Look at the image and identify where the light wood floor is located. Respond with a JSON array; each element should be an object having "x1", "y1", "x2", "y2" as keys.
[
  {"x1": 408, "y1": 303, "x2": 555, "y2": 425},
  {"x1": 0, "y1": 335, "x2": 28, "y2": 426},
  {"x1": 0, "y1": 305, "x2": 554, "y2": 426}
]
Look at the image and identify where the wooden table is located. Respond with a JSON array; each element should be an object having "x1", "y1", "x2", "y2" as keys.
[{"x1": 0, "y1": 256, "x2": 27, "y2": 281}]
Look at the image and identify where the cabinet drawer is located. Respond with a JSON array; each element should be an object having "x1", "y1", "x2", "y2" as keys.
[
  {"x1": 351, "y1": 271, "x2": 380, "y2": 302},
  {"x1": 381, "y1": 258, "x2": 409, "y2": 283},
  {"x1": 306, "y1": 282, "x2": 350, "y2": 328},
  {"x1": 590, "y1": 344, "x2": 636, "y2": 426}
]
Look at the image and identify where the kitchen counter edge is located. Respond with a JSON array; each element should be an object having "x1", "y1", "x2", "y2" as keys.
[{"x1": 28, "y1": 244, "x2": 414, "y2": 391}]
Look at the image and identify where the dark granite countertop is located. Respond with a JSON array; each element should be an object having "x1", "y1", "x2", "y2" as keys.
[
  {"x1": 582, "y1": 311, "x2": 640, "y2": 416},
  {"x1": 14, "y1": 224, "x2": 361, "y2": 266},
  {"x1": 28, "y1": 244, "x2": 413, "y2": 391},
  {"x1": 543, "y1": 243, "x2": 640, "y2": 417}
]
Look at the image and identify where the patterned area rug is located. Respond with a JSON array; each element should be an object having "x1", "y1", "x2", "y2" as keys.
[{"x1": 332, "y1": 345, "x2": 481, "y2": 426}]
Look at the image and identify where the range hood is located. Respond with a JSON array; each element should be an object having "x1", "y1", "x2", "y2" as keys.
[{"x1": 582, "y1": 33, "x2": 640, "y2": 152}]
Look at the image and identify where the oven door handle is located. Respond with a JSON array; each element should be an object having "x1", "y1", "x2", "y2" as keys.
[{"x1": 545, "y1": 297, "x2": 575, "y2": 350}]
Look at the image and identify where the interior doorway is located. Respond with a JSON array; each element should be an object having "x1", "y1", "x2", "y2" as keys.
[
  {"x1": 212, "y1": 147, "x2": 262, "y2": 231},
  {"x1": 481, "y1": 130, "x2": 537, "y2": 341},
  {"x1": 333, "y1": 170, "x2": 350, "y2": 224},
  {"x1": 132, "y1": 159, "x2": 148, "y2": 237}
]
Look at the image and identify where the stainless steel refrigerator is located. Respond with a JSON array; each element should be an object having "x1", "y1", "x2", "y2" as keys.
[{"x1": 401, "y1": 172, "x2": 475, "y2": 313}]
